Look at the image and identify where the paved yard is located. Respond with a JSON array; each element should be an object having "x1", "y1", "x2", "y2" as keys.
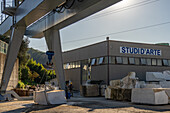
[{"x1": 0, "y1": 97, "x2": 170, "y2": 113}]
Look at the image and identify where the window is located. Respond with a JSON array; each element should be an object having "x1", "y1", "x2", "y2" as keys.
[
  {"x1": 129, "y1": 57, "x2": 135, "y2": 64},
  {"x1": 141, "y1": 58, "x2": 146, "y2": 65},
  {"x1": 146, "y1": 59, "x2": 151, "y2": 66},
  {"x1": 70, "y1": 62, "x2": 73, "y2": 69},
  {"x1": 157, "y1": 59, "x2": 162, "y2": 66},
  {"x1": 96, "y1": 58, "x2": 100, "y2": 65},
  {"x1": 91, "y1": 58, "x2": 96, "y2": 65},
  {"x1": 116, "y1": 57, "x2": 122, "y2": 64},
  {"x1": 152, "y1": 59, "x2": 157, "y2": 66},
  {"x1": 76, "y1": 61, "x2": 80, "y2": 68},
  {"x1": 99, "y1": 57, "x2": 104, "y2": 64},
  {"x1": 168, "y1": 60, "x2": 170, "y2": 66},
  {"x1": 135, "y1": 58, "x2": 140, "y2": 65},
  {"x1": 163, "y1": 60, "x2": 168, "y2": 66},
  {"x1": 73, "y1": 62, "x2": 76, "y2": 68},
  {"x1": 122, "y1": 57, "x2": 128, "y2": 64},
  {"x1": 104, "y1": 57, "x2": 108, "y2": 64},
  {"x1": 66, "y1": 63, "x2": 70, "y2": 69},
  {"x1": 63, "y1": 64, "x2": 67, "y2": 69},
  {"x1": 110, "y1": 56, "x2": 115, "y2": 64}
]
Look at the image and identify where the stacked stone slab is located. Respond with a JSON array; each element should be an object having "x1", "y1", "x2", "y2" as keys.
[
  {"x1": 80, "y1": 84, "x2": 99, "y2": 97},
  {"x1": 131, "y1": 88, "x2": 169, "y2": 105},
  {"x1": 33, "y1": 90, "x2": 66, "y2": 105},
  {"x1": 146, "y1": 71, "x2": 170, "y2": 88}
]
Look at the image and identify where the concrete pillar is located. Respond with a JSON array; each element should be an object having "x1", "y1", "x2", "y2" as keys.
[
  {"x1": 0, "y1": 26, "x2": 26, "y2": 93},
  {"x1": 44, "y1": 29, "x2": 65, "y2": 90}
]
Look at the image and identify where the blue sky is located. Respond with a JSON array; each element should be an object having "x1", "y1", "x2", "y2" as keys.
[{"x1": 1, "y1": 0, "x2": 170, "y2": 52}]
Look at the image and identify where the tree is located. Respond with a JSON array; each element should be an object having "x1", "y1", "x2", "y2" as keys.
[{"x1": 0, "y1": 35, "x2": 30, "y2": 66}]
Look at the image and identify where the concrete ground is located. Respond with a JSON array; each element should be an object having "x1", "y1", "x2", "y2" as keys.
[{"x1": 0, "y1": 94, "x2": 170, "y2": 113}]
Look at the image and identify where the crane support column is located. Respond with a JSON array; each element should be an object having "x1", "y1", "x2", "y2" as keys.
[
  {"x1": 0, "y1": 26, "x2": 26, "y2": 93},
  {"x1": 44, "y1": 29, "x2": 65, "y2": 90}
]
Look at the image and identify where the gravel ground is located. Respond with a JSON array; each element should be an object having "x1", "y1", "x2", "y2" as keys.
[{"x1": 0, "y1": 96, "x2": 170, "y2": 113}]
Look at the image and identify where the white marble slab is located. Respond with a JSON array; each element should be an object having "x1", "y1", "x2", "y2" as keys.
[{"x1": 131, "y1": 88, "x2": 168, "y2": 105}]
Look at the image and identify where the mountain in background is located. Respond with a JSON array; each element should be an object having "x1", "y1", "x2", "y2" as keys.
[{"x1": 27, "y1": 48, "x2": 48, "y2": 65}]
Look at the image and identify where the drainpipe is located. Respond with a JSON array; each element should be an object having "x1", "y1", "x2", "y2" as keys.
[{"x1": 106, "y1": 37, "x2": 109, "y2": 86}]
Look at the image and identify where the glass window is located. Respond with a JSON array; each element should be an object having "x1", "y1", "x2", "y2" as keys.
[
  {"x1": 141, "y1": 58, "x2": 146, "y2": 65},
  {"x1": 70, "y1": 62, "x2": 73, "y2": 69},
  {"x1": 91, "y1": 58, "x2": 96, "y2": 65},
  {"x1": 99, "y1": 57, "x2": 104, "y2": 64},
  {"x1": 168, "y1": 60, "x2": 170, "y2": 66},
  {"x1": 129, "y1": 57, "x2": 135, "y2": 64},
  {"x1": 110, "y1": 56, "x2": 115, "y2": 64},
  {"x1": 116, "y1": 57, "x2": 122, "y2": 64},
  {"x1": 157, "y1": 59, "x2": 162, "y2": 66},
  {"x1": 135, "y1": 58, "x2": 140, "y2": 65},
  {"x1": 76, "y1": 61, "x2": 80, "y2": 68},
  {"x1": 104, "y1": 57, "x2": 108, "y2": 64},
  {"x1": 66, "y1": 63, "x2": 70, "y2": 69},
  {"x1": 152, "y1": 59, "x2": 157, "y2": 66},
  {"x1": 163, "y1": 60, "x2": 168, "y2": 66},
  {"x1": 122, "y1": 57, "x2": 128, "y2": 64},
  {"x1": 146, "y1": 59, "x2": 151, "y2": 66},
  {"x1": 96, "y1": 58, "x2": 100, "y2": 65},
  {"x1": 63, "y1": 64, "x2": 66, "y2": 69},
  {"x1": 72, "y1": 62, "x2": 76, "y2": 68}
]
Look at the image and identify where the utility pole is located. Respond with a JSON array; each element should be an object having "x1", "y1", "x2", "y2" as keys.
[{"x1": 106, "y1": 37, "x2": 110, "y2": 86}]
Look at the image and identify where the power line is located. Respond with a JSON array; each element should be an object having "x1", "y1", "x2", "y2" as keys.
[
  {"x1": 63, "y1": 21, "x2": 170, "y2": 44},
  {"x1": 84, "y1": 0, "x2": 160, "y2": 22}
]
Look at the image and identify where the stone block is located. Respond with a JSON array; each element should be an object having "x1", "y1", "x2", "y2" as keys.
[
  {"x1": 159, "y1": 81, "x2": 170, "y2": 88},
  {"x1": 80, "y1": 84, "x2": 99, "y2": 97},
  {"x1": 144, "y1": 84, "x2": 162, "y2": 88},
  {"x1": 131, "y1": 88, "x2": 168, "y2": 105},
  {"x1": 46, "y1": 90, "x2": 66, "y2": 105},
  {"x1": 164, "y1": 89, "x2": 170, "y2": 103},
  {"x1": 105, "y1": 87, "x2": 131, "y2": 101},
  {"x1": 101, "y1": 85, "x2": 106, "y2": 96},
  {"x1": 110, "y1": 80, "x2": 122, "y2": 88},
  {"x1": 146, "y1": 72, "x2": 170, "y2": 81},
  {"x1": 34, "y1": 90, "x2": 66, "y2": 105},
  {"x1": 105, "y1": 86, "x2": 114, "y2": 99},
  {"x1": 121, "y1": 72, "x2": 138, "y2": 89}
]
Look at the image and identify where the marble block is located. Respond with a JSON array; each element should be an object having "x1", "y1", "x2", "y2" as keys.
[
  {"x1": 105, "y1": 87, "x2": 131, "y2": 101},
  {"x1": 80, "y1": 84, "x2": 99, "y2": 97},
  {"x1": 34, "y1": 90, "x2": 66, "y2": 105},
  {"x1": 131, "y1": 88, "x2": 168, "y2": 105},
  {"x1": 146, "y1": 72, "x2": 166, "y2": 82}
]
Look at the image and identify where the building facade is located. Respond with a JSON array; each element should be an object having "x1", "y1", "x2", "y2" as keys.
[
  {"x1": 62, "y1": 40, "x2": 170, "y2": 90},
  {"x1": 0, "y1": 40, "x2": 19, "y2": 90}
]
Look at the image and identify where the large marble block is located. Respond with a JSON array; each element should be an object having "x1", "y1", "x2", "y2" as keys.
[
  {"x1": 105, "y1": 87, "x2": 131, "y2": 101},
  {"x1": 146, "y1": 72, "x2": 170, "y2": 81},
  {"x1": 131, "y1": 88, "x2": 168, "y2": 105},
  {"x1": 164, "y1": 89, "x2": 170, "y2": 103},
  {"x1": 146, "y1": 72, "x2": 166, "y2": 81},
  {"x1": 110, "y1": 80, "x2": 121, "y2": 88},
  {"x1": 80, "y1": 84, "x2": 99, "y2": 97},
  {"x1": 34, "y1": 90, "x2": 66, "y2": 105},
  {"x1": 160, "y1": 81, "x2": 170, "y2": 88}
]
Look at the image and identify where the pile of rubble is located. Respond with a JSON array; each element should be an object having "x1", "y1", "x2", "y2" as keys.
[{"x1": 105, "y1": 71, "x2": 170, "y2": 105}]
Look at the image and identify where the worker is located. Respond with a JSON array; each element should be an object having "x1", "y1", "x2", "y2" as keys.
[
  {"x1": 68, "y1": 81, "x2": 73, "y2": 97},
  {"x1": 65, "y1": 81, "x2": 70, "y2": 99}
]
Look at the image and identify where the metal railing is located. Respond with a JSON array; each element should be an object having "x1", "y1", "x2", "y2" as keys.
[{"x1": 0, "y1": 0, "x2": 25, "y2": 25}]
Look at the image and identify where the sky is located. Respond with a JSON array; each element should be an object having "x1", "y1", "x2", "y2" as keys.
[{"x1": 2, "y1": 0, "x2": 170, "y2": 52}]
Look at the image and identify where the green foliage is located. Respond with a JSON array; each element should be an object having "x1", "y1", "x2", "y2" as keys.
[
  {"x1": 27, "y1": 48, "x2": 47, "y2": 65},
  {"x1": 18, "y1": 80, "x2": 25, "y2": 89},
  {"x1": 20, "y1": 58, "x2": 56, "y2": 85}
]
